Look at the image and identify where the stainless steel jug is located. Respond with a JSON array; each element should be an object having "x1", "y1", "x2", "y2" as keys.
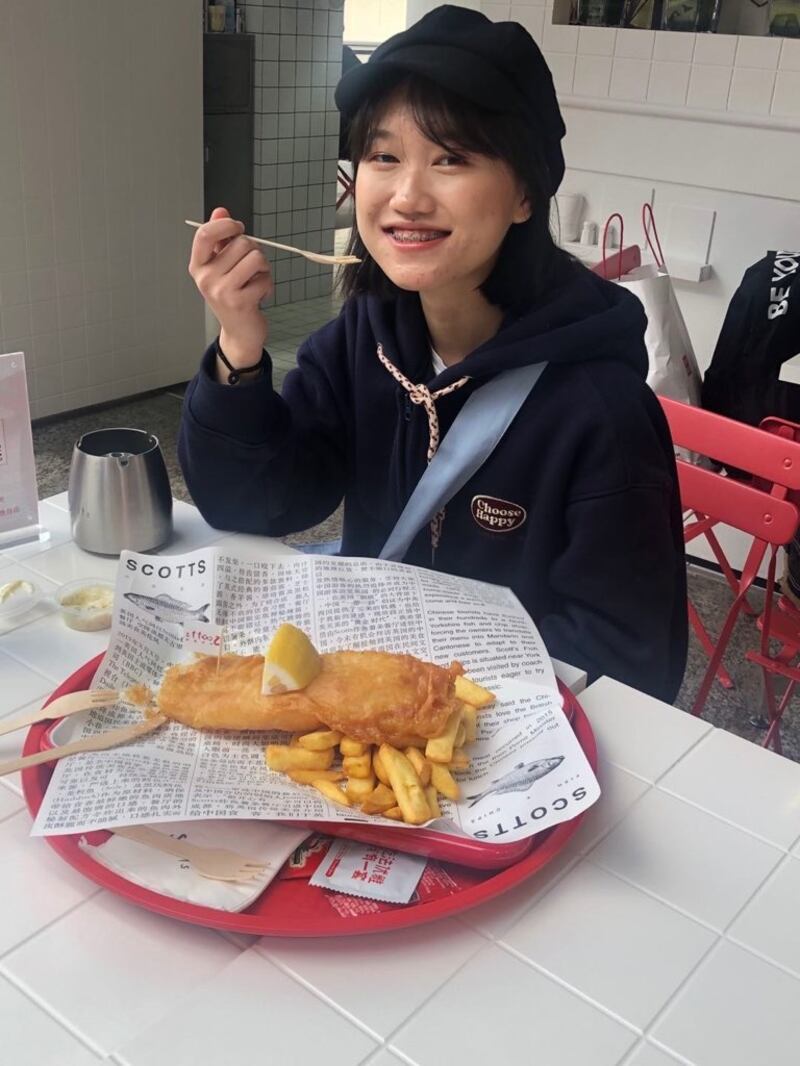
[{"x1": 69, "y1": 428, "x2": 173, "y2": 554}]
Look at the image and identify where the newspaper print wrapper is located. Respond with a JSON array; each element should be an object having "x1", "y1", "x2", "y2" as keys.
[{"x1": 32, "y1": 549, "x2": 600, "y2": 843}]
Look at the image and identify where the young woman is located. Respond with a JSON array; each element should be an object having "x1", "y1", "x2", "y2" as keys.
[{"x1": 181, "y1": 5, "x2": 687, "y2": 702}]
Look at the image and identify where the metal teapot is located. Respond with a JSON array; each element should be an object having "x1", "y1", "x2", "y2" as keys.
[{"x1": 68, "y1": 428, "x2": 173, "y2": 555}]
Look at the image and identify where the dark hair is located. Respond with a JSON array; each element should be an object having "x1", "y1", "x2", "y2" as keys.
[{"x1": 337, "y1": 73, "x2": 569, "y2": 313}]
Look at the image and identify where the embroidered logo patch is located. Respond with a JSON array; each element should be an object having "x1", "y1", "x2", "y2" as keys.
[{"x1": 471, "y1": 495, "x2": 527, "y2": 533}]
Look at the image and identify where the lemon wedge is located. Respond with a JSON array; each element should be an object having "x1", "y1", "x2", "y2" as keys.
[{"x1": 261, "y1": 622, "x2": 322, "y2": 695}]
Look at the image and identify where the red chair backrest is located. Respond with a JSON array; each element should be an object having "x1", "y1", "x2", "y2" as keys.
[
  {"x1": 660, "y1": 397, "x2": 800, "y2": 490},
  {"x1": 674, "y1": 462, "x2": 797, "y2": 546},
  {"x1": 660, "y1": 398, "x2": 800, "y2": 547}
]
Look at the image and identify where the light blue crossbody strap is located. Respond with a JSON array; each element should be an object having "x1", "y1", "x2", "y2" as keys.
[{"x1": 379, "y1": 362, "x2": 548, "y2": 562}]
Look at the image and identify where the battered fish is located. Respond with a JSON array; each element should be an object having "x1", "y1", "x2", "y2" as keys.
[{"x1": 153, "y1": 649, "x2": 463, "y2": 745}]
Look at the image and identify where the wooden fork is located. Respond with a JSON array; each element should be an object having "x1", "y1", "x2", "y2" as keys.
[
  {"x1": 0, "y1": 689, "x2": 120, "y2": 738},
  {"x1": 112, "y1": 825, "x2": 268, "y2": 883},
  {"x1": 184, "y1": 219, "x2": 360, "y2": 266},
  {"x1": 0, "y1": 715, "x2": 167, "y2": 777}
]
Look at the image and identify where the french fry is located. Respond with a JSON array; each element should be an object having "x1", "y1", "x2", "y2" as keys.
[
  {"x1": 425, "y1": 784, "x2": 442, "y2": 818},
  {"x1": 266, "y1": 745, "x2": 334, "y2": 772},
  {"x1": 287, "y1": 768, "x2": 345, "y2": 784},
  {"x1": 340, "y1": 737, "x2": 367, "y2": 757},
  {"x1": 379, "y1": 744, "x2": 431, "y2": 825},
  {"x1": 389, "y1": 734, "x2": 429, "y2": 749},
  {"x1": 383, "y1": 806, "x2": 404, "y2": 820},
  {"x1": 373, "y1": 747, "x2": 391, "y2": 786},
  {"x1": 430, "y1": 762, "x2": 460, "y2": 801},
  {"x1": 296, "y1": 729, "x2": 342, "y2": 751},
  {"x1": 345, "y1": 773, "x2": 376, "y2": 802},
  {"x1": 404, "y1": 746, "x2": 431, "y2": 786},
  {"x1": 343, "y1": 752, "x2": 372, "y2": 779},
  {"x1": 360, "y1": 783, "x2": 397, "y2": 814},
  {"x1": 313, "y1": 779, "x2": 352, "y2": 807},
  {"x1": 455, "y1": 721, "x2": 466, "y2": 748},
  {"x1": 454, "y1": 675, "x2": 496, "y2": 708},
  {"x1": 448, "y1": 750, "x2": 470, "y2": 772},
  {"x1": 462, "y1": 705, "x2": 478, "y2": 744},
  {"x1": 425, "y1": 707, "x2": 462, "y2": 764}
]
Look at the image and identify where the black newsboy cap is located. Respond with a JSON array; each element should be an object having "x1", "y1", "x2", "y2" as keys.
[{"x1": 335, "y1": 4, "x2": 566, "y2": 196}]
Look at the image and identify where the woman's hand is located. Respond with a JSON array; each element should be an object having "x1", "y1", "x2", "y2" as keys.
[{"x1": 188, "y1": 206, "x2": 274, "y2": 376}]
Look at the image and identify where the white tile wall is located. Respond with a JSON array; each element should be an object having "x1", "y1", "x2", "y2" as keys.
[
  {"x1": 647, "y1": 61, "x2": 691, "y2": 106},
  {"x1": 693, "y1": 32, "x2": 737, "y2": 66},
  {"x1": 781, "y1": 38, "x2": 800, "y2": 71},
  {"x1": 247, "y1": 0, "x2": 344, "y2": 306},
  {"x1": 573, "y1": 55, "x2": 613, "y2": 98},
  {"x1": 0, "y1": 1, "x2": 205, "y2": 420},
  {"x1": 547, "y1": 52, "x2": 577, "y2": 94},
  {"x1": 735, "y1": 34, "x2": 782, "y2": 69},
  {"x1": 653, "y1": 31, "x2": 695, "y2": 64},
  {"x1": 615, "y1": 28, "x2": 655, "y2": 61},
  {"x1": 535, "y1": 12, "x2": 799, "y2": 126},
  {"x1": 728, "y1": 65, "x2": 777, "y2": 114},
  {"x1": 687, "y1": 63, "x2": 733, "y2": 110},
  {"x1": 772, "y1": 69, "x2": 800, "y2": 118},
  {"x1": 578, "y1": 26, "x2": 616, "y2": 57},
  {"x1": 609, "y1": 57, "x2": 652, "y2": 102}
]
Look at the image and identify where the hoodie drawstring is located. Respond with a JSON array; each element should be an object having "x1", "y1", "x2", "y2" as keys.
[{"x1": 377, "y1": 342, "x2": 470, "y2": 556}]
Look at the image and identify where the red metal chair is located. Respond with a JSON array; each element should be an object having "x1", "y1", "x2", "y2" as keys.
[
  {"x1": 336, "y1": 163, "x2": 354, "y2": 210},
  {"x1": 660, "y1": 398, "x2": 800, "y2": 738},
  {"x1": 740, "y1": 415, "x2": 800, "y2": 750}
]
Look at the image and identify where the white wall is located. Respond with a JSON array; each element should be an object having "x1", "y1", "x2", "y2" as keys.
[
  {"x1": 0, "y1": 0, "x2": 205, "y2": 420},
  {"x1": 345, "y1": 0, "x2": 406, "y2": 43}
]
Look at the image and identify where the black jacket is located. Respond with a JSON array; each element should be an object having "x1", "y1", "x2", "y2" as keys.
[
  {"x1": 179, "y1": 261, "x2": 687, "y2": 701},
  {"x1": 703, "y1": 250, "x2": 800, "y2": 427}
]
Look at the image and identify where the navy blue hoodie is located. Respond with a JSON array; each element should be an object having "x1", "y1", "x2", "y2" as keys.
[{"x1": 179, "y1": 261, "x2": 687, "y2": 702}]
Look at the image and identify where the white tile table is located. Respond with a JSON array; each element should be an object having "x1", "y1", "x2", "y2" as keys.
[{"x1": 1, "y1": 496, "x2": 800, "y2": 1065}]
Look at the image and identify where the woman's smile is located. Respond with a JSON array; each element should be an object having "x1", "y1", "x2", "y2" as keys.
[{"x1": 382, "y1": 225, "x2": 451, "y2": 250}]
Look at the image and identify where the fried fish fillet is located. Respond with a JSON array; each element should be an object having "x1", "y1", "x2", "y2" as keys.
[{"x1": 154, "y1": 649, "x2": 463, "y2": 744}]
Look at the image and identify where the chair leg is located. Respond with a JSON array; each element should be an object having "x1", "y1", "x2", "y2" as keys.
[
  {"x1": 705, "y1": 528, "x2": 758, "y2": 618},
  {"x1": 761, "y1": 674, "x2": 795, "y2": 753},
  {"x1": 688, "y1": 601, "x2": 735, "y2": 689},
  {"x1": 691, "y1": 600, "x2": 746, "y2": 717}
]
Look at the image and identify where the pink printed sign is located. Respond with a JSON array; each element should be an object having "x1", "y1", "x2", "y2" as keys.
[{"x1": 0, "y1": 352, "x2": 40, "y2": 546}]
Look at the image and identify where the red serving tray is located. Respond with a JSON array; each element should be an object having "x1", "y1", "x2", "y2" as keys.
[{"x1": 22, "y1": 654, "x2": 598, "y2": 936}]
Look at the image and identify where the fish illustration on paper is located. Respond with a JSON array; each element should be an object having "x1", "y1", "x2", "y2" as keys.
[
  {"x1": 124, "y1": 592, "x2": 210, "y2": 625},
  {"x1": 466, "y1": 756, "x2": 564, "y2": 808}
]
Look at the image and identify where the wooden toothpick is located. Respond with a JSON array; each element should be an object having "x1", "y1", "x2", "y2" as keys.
[{"x1": 216, "y1": 625, "x2": 225, "y2": 677}]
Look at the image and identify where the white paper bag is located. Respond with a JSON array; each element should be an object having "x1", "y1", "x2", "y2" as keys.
[{"x1": 617, "y1": 263, "x2": 701, "y2": 460}]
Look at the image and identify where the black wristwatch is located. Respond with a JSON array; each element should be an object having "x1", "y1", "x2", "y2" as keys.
[{"x1": 216, "y1": 340, "x2": 266, "y2": 385}]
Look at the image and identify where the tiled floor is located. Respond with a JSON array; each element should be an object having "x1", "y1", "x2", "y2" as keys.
[{"x1": 25, "y1": 268, "x2": 800, "y2": 764}]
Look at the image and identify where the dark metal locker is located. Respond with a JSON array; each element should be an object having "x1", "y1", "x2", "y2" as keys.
[{"x1": 203, "y1": 33, "x2": 254, "y2": 233}]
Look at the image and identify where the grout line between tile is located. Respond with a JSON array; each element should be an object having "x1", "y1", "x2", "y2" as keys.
[
  {"x1": 261, "y1": 925, "x2": 492, "y2": 1059},
  {"x1": 383, "y1": 1045, "x2": 421, "y2": 1066},
  {"x1": 455, "y1": 849, "x2": 584, "y2": 939},
  {"x1": 496, "y1": 939, "x2": 644, "y2": 1036},
  {"x1": 608, "y1": 839, "x2": 800, "y2": 1057},
  {"x1": 655, "y1": 780, "x2": 798, "y2": 853},
  {"x1": 0, "y1": 918, "x2": 110, "y2": 1059},
  {"x1": 249, "y1": 946, "x2": 388, "y2": 1045},
  {"x1": 589, "y1": 728, "x2": 714, "y2": 793},
  {"x1": 584, "y1": 848, "x2": 779, "y2": 937},
  {"x1": 0, "y1": 776, "x2": 23, "y2": 799},
  {"x1": 617, "y1": 1036, "x2": 694, "y2": 1066},
  {"x1": 0, "y1": 641, "x2": 61, "y2": 685},
  {"x1": 0, "y1": 889, "x2": 103, "y2": 966}
]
